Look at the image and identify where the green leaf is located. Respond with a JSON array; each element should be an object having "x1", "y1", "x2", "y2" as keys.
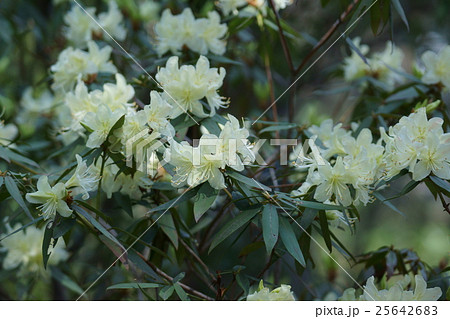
[
  {"x1": 391, "y1": 0, "x2": 409, "y2": 31},
  {"x1": 159, "y1": 285, "x2": 174, "y2": 300},
  {"x1": 207, "y1": 54, "x2": 243, "y2": 66},
  {"x1": 373, "y1": 192, "x2": 405, "y2": 216},
  {"x1": 200, "y1": 117, "x2": 222, "y2": 136},
  {"x1": 429, "y1": 176, "x2": 450, "y2": 194},
  {"x1": 236, "y1": 273, "x2": 250, "y2": 296},
  {"x1": 158, "y1": 213, "x2": 178, "y2": 249},
  {"x1": 148, "y1": 187, "x2": 198, "y2": 213},
  {"x1": 50, "y1": 266, "x2": 84, "y2": 294},
  {"x1": 107, "y1": 283, "x2": 162, "y2": 290},
  {"x1": 0, "y1": 216, "x2": 43, "y2": 242},
  {"x1": 280, "y1": 193, "x2": 345, "y2": 211},
  {"x1": 262, "y1": 205, "x2": 278, "y2": 254},
  {"x1": 318, "y1": 211, "x2": 332, "y2": 252},
  {"x1": 128, "y1": 250, "x2": 160, "y2": 281},
  {"x1": 385, "y1": 179, "x2": 421, "y2": 200},
  {"x1": 0, "y1": 146, "x2": 39, "y2": 168},
  {"x1": 209, "y1": 208, "x2": 261, "y2": 253},
  {"x1": 72, "y1": 204, "x2": 124, "y2": 252},
  {"x1": 172, "y1": 272, "x2": 185, "y2": 283},
  {"x1": 173, "y1": 283, "x2": 190, "y2": 301},
  {"x1": 106, "y1": 114, "x2": 125, "y2": 141},
  {"x1": 193, "y1": 183, "x2": 219, "y2": 222},
  {"x1": 227, "y1": 16, "x2": 255, "y2": 35},
  {"x1": 42, "y1": 221, "x2": 55, "y2": 269},
  {"x1": 370, "y1": 0, "x2": 382, "y2": 35},
  {"x1": 227, "y1": 170, "x2": 271, "y2": 192},
  {"x1": 299, "y1": 208, "x2": 318, "y2": 230},
  {"x1": 259, "y1": 124, "x2": 297, "y2": 134},
  {"x1": 239, "y1": 241, "x2": 264, "y2": 257},
  {"x1": 52, "y1": 217, "x2": 76, "y2": 238},
  {"x1": 279, "y1": 217, "x2": 306, "y2": 267},
  {"x1": 4, "y1": 175, "x2": 33, "y2": 220},
  {"x1": 345, "y1": 36, "x2": 369, "y2": 65}
]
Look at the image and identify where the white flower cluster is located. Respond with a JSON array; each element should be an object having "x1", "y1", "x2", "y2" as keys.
[
  {"x1": 154, "y1": 8, "x2": 227, "y2": 56},
  {"x1": 26, "y1": 155, "x2": 99, "y2": 219},
  {"x1": 293, "y1": 106, "x2": 449, "y2": 207},
  {"x1": 0, "y1": 223, "x2": 68, "y2": 274},
  {"x1": 64, "y1": 1, "x2": 126, "y2": 48},
  {"x1": 165, "y1": 115, "x2": 254, "y2": 190},
  {"x1": 29, "y1": 3, "x2": 251, "y2": 214},
  {"x1": 381, "y1": 107, "x2": 450, "y2": 181},
  {"x1": 155, "y1": 56, "x2": 228, "y2": 118},
  {"x1": 56, "y1": 73, "x2": 133, "y2": 145},
  {"x1": 339, "y1": 275, "x2": 442, "y2": 301},
  {"x1": 246, "y1": 280, "x2": 296, "y2": 301},
  {"x1": 421, "y1": 45, "x2": 450, "y2": 90},
  {"x1": 218, "y1": 0, "x2": 293, "y2": 16},
  {"x1": 90, "y1": 158, "x2": 153, "y2": 200},
  {"x1": 293, "y1": 119, "x2": 384, "y2": 206},
  {"x1": 51, "y1": 41, "x2": 117, "y2": 92},
  {"x1": 343, "y1": 38, "x2": 404, "y2": 87}
]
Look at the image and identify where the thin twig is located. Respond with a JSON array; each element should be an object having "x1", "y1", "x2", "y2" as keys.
[
  {"x1": 136, "y1": 252, "x2": 214, "y2": 301},
  {"x1": 264, "y1": 51, "x2": 280, "y2": 138},
  {"x1": 179, "y1": 238, "x2": 216, "y2": 281},
  {"x1": 294, "y1": 0, "x2": 361, "y2": 75},
  {"x1": 10, "y1": 159, "x2": 40, "y2": 175},
  {"x1": 268, "y1": 0, "x2": 295, "y2": 74}
]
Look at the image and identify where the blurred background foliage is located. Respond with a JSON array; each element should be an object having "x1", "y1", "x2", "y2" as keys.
[{"x1": 0, "y1": 0, "x2": 449, "y2": 300}]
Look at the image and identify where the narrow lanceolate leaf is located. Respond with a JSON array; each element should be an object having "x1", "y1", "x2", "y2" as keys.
[
  {"x1": 345, "y1": 36, "x2": 370, "y2": 65},
  {"x1": 262, "y1": 205, "x2": 278, "y2": 254},
  {"x1": 50, "y1": 266, "x2": 84, "y2": 295},
  {"x1": 318, "y1": 211, "x2": 332, "y2": 252},
  {"x1": 72, "y1": 204, "x2": 127, "y2": 260},
  {"x1": 209, "y1": 208, "x2": 261, "y2": 253},
  {"x1": 386, "y1": 179, "x2": 421, "y2": 200},
  {"x1": 159, "y1": 285, "x2": 175, "y2": 300},
  {"x1": 429, "y1": 176, "x2": 450, "y2": 194},
  {"x1": 0, "y1": 146, "x2": 39, "y2": 168},
  {"x1": 279, "y1": 217, "x2": 306, "y2": 267},
  {"x1": 391, "y1": 0, "x2": 409, "y2": 31},
  {"x1": 299, "y1": 208, "x2": 318, "y2": 230},
  {"x1": 42, "y1": 222, "x2": 55, "y2": 269},
  {"x1": 4, "y1": 175, "x2": 33, "y2": 220},
  {"x1": 107, "y1": 283, "x2": 162, "y2": 290},
  {"x1": 193, "y1": 183, "x2": 219, "y2": 222},
  {"x1": 227, "y1": 170, "x2": 271, "y2": 192},
  {"x1": 288, "y1": 199, "x2": 345, "y2": 210},
  {"x1": 158, "y1": 213, "x2": 178, "y2": 250},
  {"x1": 0, "y1": 216, "x2": 44, "y2": 242},
  {"x1": 148, "y1": 187, "x2": 198, "y2": 213},
  {"x1": 128, "y1": 250, "x2": 160, "y2": 281},
  {"x1": 173, "y1": 283, "x2": 190, "y2": 301},
  {"x1": 373, "y1": 192, "x2": 405, "y2": 216}
]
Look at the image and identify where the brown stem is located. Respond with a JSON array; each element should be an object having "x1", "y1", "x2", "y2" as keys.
[
  {"x1": 179, "y1": 238, "x2": 216, "y2": 281},
  {"x1": 264, "y1": 51, "x2": 280, "y2": 137},
  {"x1": 294, "y1": 0, "x2": 360, "y2": 75},
  {"x1": 10, "y1": 159, "x2": 40, "y2": 175},
  {"x1": 268, "y1": 0, "x2": 295, "y2": 75}
]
